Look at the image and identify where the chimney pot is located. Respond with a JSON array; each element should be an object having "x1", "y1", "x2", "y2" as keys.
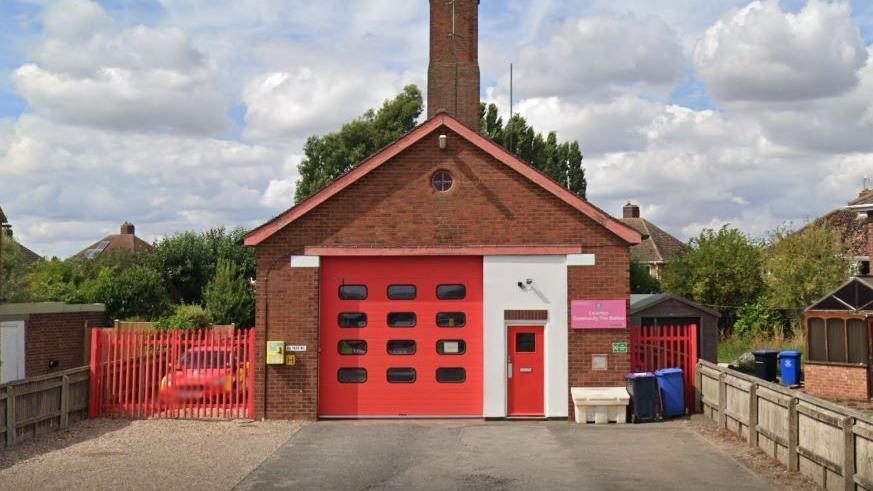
[
  {"x1": 121, "y1": 222, "x2": 135, "y2": 235},
  {"x1": 623, "y1": 202, "x2": 641, "y2": 219}
]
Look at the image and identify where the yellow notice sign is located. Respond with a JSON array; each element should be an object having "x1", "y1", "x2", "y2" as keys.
[{"x1": 266, "y1": 340, "x2": 285, "y2": 365}]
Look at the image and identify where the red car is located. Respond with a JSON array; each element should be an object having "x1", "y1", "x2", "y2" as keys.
[{"x1": 160, "y1": 347, "x2": 249, "y2": 402}]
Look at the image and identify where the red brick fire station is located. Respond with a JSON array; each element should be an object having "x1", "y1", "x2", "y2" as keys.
[{"x1": 244, "y1": 0, "x2": 642, "y2": 420}]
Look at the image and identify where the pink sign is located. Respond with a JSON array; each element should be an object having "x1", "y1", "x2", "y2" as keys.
[{"x1": 571, "y1": 300, "x2": 627, "y2": 329}]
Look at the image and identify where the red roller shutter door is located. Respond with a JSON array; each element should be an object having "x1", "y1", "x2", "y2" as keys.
[{"x1": 319, "y1": 256, "x2": 483, "y2": 417}]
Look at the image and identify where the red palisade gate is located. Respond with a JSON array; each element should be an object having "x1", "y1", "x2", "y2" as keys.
[
  {"x1": 630, "y1": 324, "x2": 698, "y2": 412},
  {"x1": 89, "y1": 328, "x2": 255, "y2": 419}
]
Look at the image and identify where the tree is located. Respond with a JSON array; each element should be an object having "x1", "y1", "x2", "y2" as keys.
[
  {"x1": 149, "y1": 227, "x2": 254, "y2": 304},
  {"x1": 295, "y1": 85, "x2": 424, "y2": 203},
  {"x1": 764, "y1": 223, "x2": 850, "y2": 323},
  {"x1": 1, "y1": 232, "x2": 29, "y2": 302},
  {"x1": 81, "y1": 264, "x2": 172, "y2": 321},
  {"x1": 204, "y1": 259, "x2": 255, "y2": 327},
  {"x1": 293, "y1": 86, "x2": 588, "y2": 204},
  {"x1": 480, "y1": 103, "x2": 587, "y2": 198},
  {"x1": 26, "y1": 258, "x2": 86, "y2": 303},
  {"x1": 631, "y1": 260, "x2": 661, "y2": 294},
  {"x1": 661, "y1": 226, "x2": 764, "y2": 334}
]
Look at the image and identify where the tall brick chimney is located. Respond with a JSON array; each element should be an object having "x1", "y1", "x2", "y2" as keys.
[
  {"x1": 120, "y1": 222, "x2": 135, "y2": 235},
  {"x1": 428, "y1": 0, "x2": 480, "y2": 131}
]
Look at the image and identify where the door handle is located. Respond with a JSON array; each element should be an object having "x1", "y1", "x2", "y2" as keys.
[{"x1": 520, "y1": 367, "x2": 533, "y2": 373}]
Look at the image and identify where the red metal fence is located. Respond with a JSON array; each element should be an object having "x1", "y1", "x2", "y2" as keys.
[
  {"x1": 630, "y1": 324, "x2": 698, "y2": 412},
  {"x1": 89, "y1": 328, "x2": 255, "y2": 419}
]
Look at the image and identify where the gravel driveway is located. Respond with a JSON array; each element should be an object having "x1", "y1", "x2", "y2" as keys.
[{"x1": 0, "y1": 419, "x2": 301, "y2": 491}]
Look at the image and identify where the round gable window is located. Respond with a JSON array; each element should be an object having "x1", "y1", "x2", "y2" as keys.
[{"x1": 432, "y1": 170, "x2": 454, "y2": 192}]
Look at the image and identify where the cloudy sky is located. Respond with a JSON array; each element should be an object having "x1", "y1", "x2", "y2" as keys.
[{"x1": 2, "y1": 0, "x2": 873, "y2": 258}]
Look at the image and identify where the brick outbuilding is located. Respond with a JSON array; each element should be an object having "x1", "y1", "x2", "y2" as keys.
[
  {"x1": 0, "y1": 302, "x2": 105, "y2": 383},
  {"x1": 244, "y1": 0, "x2": 642, "y2": 420}
]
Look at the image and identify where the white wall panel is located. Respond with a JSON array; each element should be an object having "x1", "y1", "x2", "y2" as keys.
[{"x1": 483, "y1": 256, "x2": 568, "y2": 417}]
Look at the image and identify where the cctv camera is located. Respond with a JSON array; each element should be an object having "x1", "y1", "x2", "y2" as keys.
[
  {"x1": 525, "y1": 278, "x2": 533, "y2": 285},
  {"x1": 517, "y1": 281, "x2": 524, "y2": 289}
]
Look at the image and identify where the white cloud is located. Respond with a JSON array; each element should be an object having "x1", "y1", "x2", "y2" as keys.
[
  {"x1": 242, "y1": 64, "x2": 420, "y2": 142},
  {"x1": 261, "y1": 178, "x2": 296, "y2": 208},
  {"x1": 491, "y1": 13, "x2": 684, "y2": 101},
  {"x1": 516, "y1": 95, "x2": 662, "y2": 154},
  {"x1": 694, "y1": 0, "x2": 868, "y2": 102},
  {"x1": 0, "y1": 115, "x2": 285, "y2": 256},
  {"x1": 12, "y1": 0, "x2": 228, "y2": 134}
]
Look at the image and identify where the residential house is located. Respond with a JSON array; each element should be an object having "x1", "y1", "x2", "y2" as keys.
[{"x1": 620, "y1": 202, "x2": 685, "y2": 279}]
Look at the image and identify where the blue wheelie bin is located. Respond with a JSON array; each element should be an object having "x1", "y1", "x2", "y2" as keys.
[
  {"x1": 655, "y1": 368, "x2": 685, "y2": 418},
  {"x1": 778, "y1": 350, "x2": 802, "y2": 386}
]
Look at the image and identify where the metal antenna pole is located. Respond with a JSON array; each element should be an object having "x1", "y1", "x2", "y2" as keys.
[{"x1": 510, "y1": 63, "x2": 513, "y2": 120}]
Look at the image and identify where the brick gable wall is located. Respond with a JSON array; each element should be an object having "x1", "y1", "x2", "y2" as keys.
[{"x1": 254, "y1": 125, "x2": 630, "y2": 419}]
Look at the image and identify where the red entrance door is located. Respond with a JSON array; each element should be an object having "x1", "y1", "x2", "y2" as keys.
[{"x1": 507, "y1": 326, "x2": 544, "y2": 416}]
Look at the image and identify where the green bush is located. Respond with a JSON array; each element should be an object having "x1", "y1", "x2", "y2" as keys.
[
  {"x1": 204, "y1": 259, "x2": 255, "y2": 327},
  {"x1": 148, "y1": 227, "x2": 254, "y2": 305},
  {"x1": 662, "y1": 226, "x2": 764, "y2": 334},
  {"x1": 83, "y1": 264, "x2": 172, "y2": 321},
  {"x1": 156, "y1": 304, "x2": 212, "y2": 330},
  {"x1": 631, "y1": 260, "x2": 661, "y2": 294},
  {"x1": 733, "y1": 299, "x2": 788, "y2": 338}
]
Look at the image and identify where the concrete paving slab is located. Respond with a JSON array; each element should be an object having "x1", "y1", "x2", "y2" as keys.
[{"x1": 235, "y1": 420, "x2": 774, "y2": 491}]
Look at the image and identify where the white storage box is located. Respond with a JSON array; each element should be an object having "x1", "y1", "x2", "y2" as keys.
[{"x1": 571, "y1": 387, "x2": 630, "y2": 424}]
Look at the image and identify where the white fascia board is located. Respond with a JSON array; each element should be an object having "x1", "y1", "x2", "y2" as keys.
[
  {"x1": 290, "y1": 255, "x2": 320, "y2": 268},
  {"x1": 566, "y1": 253, "x2": 595, "y2": 266}
]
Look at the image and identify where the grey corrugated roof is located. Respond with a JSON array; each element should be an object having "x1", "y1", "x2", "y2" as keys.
[{"x1": 630, "y1": 293, "x2": 721, "y2": 317}]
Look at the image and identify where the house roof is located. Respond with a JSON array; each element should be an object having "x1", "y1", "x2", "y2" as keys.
[
  {"x1": 73, "y1": 232, "x2": 153, "y2": 259},
  {"x1": 14, "y1": 239, "x2": 43, "y2": 264},
  {"x1": 846, "y1": 188, "x2": 873, "y2": 209},
  {"x1": 1, "y1": 231, "x2": 43, "y2": 264},
  {"x1": 0, "y1": 208, "x2": 43, "y2": 264},
  {"x1": 621, "y1": 217, "x2": 685, "y2": 264},
  {"x1": 244, "y1": 112, "x2": 642, "y2": 247},
  {"x1": 800, "y1": 197, "x2": 869, "y2": 258},
  {"x1": 630, "y1": 293, "x2": 721, "y2": 317}
]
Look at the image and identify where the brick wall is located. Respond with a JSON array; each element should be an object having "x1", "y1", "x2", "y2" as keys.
[
  {"x1": 427, "y1": 0, "x2": 480, "y2": 130},
  {"x1": 255, "y1": 126, "x2": 631, "y2": 419},
  {"x1": 255, "y1": 267, "x2": 319, "y2": 420},
  {"x1": 567, "y1": 254, "x2": 631, "y2": 415},
  {"x1": 804, "y1": 363, "x2": 870, "y2": 401},
  {"x1": 25, "y1": 311, "x2": 104, "y2": 377}
]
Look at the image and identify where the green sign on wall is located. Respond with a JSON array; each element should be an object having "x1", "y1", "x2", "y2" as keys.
[{"x1": 612, "y1": 342, "x2": 629, "y2": 353}]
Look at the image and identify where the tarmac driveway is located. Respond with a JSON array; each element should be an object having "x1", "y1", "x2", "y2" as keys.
[{"x1": 236, "y1": 420, "x2": 773, "y2": 491}]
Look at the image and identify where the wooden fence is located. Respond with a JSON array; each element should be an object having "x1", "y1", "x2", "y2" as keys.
[
  {"x1": 1, "y1": 366, "x2": 90, "y2": 449},
  {"x1": 697, "y1": 360, "x2": 873, "y2": 490}
]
